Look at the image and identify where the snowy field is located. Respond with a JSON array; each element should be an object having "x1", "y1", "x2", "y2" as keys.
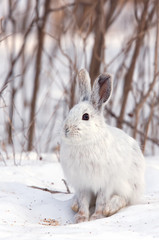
[{"x1": 0, "y1": 153, "x2": 159, "y2": 240}]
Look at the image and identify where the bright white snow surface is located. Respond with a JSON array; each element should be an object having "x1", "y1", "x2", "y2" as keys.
[{"x1": 0, "y1": 153, "x2": 159, "y2": 240}]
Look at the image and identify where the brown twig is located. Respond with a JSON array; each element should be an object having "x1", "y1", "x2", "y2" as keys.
[
  {"x1": 48, "y1": 3, "x2": 75, "y2": 13},
  {"x1": 29, "y1": 185, "x2": 70, "y2": 194},
  {"x1": 133, "y1": 0, "x2": 159, "y2": 138},
  {"x1": 117, "y1": 0, "x2": 150, "y2": 129},
  {"x1": 62, "y1": 179, "x2": 71, "y2": 194},
  {"x1": 106, "y1": 108, "x2": 159, "y2": 147},
  {"x1": 27, "y1": 0, "x2": 51, "y2": 151},
  {"x1": 142, "y1": 94, "x2": 156, "y2": 153}
]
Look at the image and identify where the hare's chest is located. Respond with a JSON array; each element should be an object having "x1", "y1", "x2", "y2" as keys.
[{"x1": 60, "y1": 143, "x2": 108, "y2": 192}]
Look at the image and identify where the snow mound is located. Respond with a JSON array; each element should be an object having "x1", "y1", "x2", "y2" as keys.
[{"x1": 0, "y1": 153, "x2": 159, "y2": 240}]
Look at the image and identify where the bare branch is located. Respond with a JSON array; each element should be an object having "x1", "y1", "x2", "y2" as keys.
[{"x1": 48, "y1": 3, "x2": 75, "y2": 13}]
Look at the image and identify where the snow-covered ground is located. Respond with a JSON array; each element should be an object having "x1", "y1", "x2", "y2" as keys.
[{"x1": 0, "y1": 153, "x2": 159, "y2": 240}]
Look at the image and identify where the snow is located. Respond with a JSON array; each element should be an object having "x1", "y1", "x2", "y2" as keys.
[{"x1": 0, "y1": 154, "x2": 159, "y2": 239}]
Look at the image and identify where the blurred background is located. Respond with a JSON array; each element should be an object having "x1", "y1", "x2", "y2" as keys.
[{"x1": 0, "y1": 0, "x2": 159, "y2": 161}]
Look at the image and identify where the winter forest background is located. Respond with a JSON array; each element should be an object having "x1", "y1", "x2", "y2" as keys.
[{"x1": 0, "y1": 0, "x2": 159, "y2": 162}]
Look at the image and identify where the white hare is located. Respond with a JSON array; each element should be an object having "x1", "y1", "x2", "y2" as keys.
[{"x1": 60, "y1": 69, "x2": 145, "y2": 223}]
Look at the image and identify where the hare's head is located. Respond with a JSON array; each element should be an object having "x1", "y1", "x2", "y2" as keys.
[{"x1": 62, "y1": 69, "x2": 113, "y2": 144}]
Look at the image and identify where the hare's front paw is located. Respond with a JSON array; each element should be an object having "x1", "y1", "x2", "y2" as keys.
[
  {"x1": 72, "y1": 191, "x2": 92, "y2": 223},
  {"x1": 103, "y1": 195, "x2": 127, "y2": 217},
  {"x1": 75, "y1": 210, "x2": 89, "y2": 223},
  {"x1": 71, "y1": 197, "x2": 79, "y2": 213}
]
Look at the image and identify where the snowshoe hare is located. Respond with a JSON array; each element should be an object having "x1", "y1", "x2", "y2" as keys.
[{"x1": 60, "y1": 69, "x2": 145, "y2": 223}]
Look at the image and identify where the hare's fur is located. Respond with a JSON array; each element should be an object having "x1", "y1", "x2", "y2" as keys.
[{"x1": 60, "y1": 69, "x2": 145, "y2": 223}]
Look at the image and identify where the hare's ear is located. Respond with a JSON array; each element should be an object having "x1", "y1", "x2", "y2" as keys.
[
  {"x1": 91, "y1": 73, "x2": 113, "y2": 111},
  {"x1": 78, "y1": 69, "x2": 91, "y2": 102}
]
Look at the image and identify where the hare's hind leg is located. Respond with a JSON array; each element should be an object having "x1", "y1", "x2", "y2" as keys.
[
  {"x1": 103, "y1": 195, "x2": 127, "y2": 217},
  {"x1": 90, "y1": 193, "x2": 127, "y2": 220}
]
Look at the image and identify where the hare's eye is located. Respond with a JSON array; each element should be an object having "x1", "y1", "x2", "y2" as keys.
[{"x1": 82, "y1": 113, "x2": 89, "y2": 121}]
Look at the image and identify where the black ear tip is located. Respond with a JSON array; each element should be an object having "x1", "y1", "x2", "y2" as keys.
[{"x1": 98, "y1": 74, "x2": 112, "y2": 86}]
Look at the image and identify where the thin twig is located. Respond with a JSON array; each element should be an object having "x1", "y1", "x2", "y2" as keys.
[
  {"x1": 29, "y1": 185, "x2": 70, "y2": 194},
  {"x1": 62, "y1": 179, "x2": 71, "y2": 194},
  {"x1": 48, "y1": 3, "x2": 75, "y2": 13},
  {"x1": 106, "y1": 108, "x2": 159, "y2": 147},
  {"x1": 142, "y1": 94, "x2": 156, "y2": 153}
]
